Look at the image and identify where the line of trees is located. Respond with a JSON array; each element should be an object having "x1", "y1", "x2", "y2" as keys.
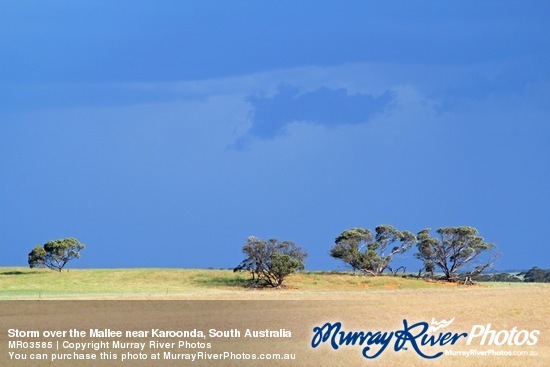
[
  {"x1": 23, "y1": 229, "x2": 547, "y2": 288},
  {"x1": 235, "y1": 225, "x2": 501, "y2": 287},
  {"x1": 329, "y1": 225, "x2": 499, "y2": 282},
  {"x1": 472, "y1": 267, "x2": 550, "y2": 283}
]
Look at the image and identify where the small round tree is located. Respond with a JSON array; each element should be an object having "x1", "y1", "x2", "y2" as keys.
[
  {"x1": 234, "y1": 236, "x2": 307, "y2": 287},
  {"x1": 28, "y1": 237, "x2": 85, "y2": 272}
]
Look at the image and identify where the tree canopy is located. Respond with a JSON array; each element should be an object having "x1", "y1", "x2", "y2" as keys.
[
  {"x1": 234, "y1": 236, "x2": 307, "y2": 287},
  {"x1": 520, "y1": 267, "x2": 550, "y2": 283},
  {"x1": 415, "y1": 226, "x2": 498, "y2": 281},
  {"x1": 330, "y1": 225, "x2": 415, "y2": 276},
  {"x1": 28, "y1": 237, "x2": 85, "y2": 272}
]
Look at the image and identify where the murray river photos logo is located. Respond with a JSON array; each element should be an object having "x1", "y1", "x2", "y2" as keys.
[{"x1": 310, "y1": 318, "x2": 540, "y2": 359}]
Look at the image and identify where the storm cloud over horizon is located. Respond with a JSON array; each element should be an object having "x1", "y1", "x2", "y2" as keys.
[{"x1": 2, "y1": 1, "x2": 549, "y2": 271}]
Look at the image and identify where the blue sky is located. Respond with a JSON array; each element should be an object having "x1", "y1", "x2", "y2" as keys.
[{"x1": 1, "y1": 1, "x2": 549, "y2": 271}]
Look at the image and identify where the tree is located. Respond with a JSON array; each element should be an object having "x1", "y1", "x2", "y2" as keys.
[
  {"x1": 418, "y1": 261, "x2": 435, "y2": 278},
  {"x1": 520, "y1": 267, "x2": 550, "y2": 283},
  {"x1": 28, "y1": 238, "x2": 85, "y2": 272},
  {"x1": 330, "y1": 225, "x2": 415, "y2": 276},
  {"x1": 234, "y1": 236, "x2": 307, "y2": 287},
  {"x1": 415, "y1": 226, "x2": 498, "y2": 281}
]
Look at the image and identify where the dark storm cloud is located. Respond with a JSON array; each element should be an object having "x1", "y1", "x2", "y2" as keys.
[{"x1": 245, "y1": 85, "x2": 395, "y2": 139}]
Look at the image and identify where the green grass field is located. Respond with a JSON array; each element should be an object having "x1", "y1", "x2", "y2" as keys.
[{"x1": 0, "y1": 267, "x2": 545, "y2": 300}]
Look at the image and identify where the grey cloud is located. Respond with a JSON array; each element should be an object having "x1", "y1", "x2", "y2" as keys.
[{"x1": 243, "y1": 85, "x2": 395, "y2": 140}]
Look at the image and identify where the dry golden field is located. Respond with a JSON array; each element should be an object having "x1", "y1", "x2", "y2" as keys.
[{"x1": 0, "y1": 268, "x2": 548, "y2": 366}]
